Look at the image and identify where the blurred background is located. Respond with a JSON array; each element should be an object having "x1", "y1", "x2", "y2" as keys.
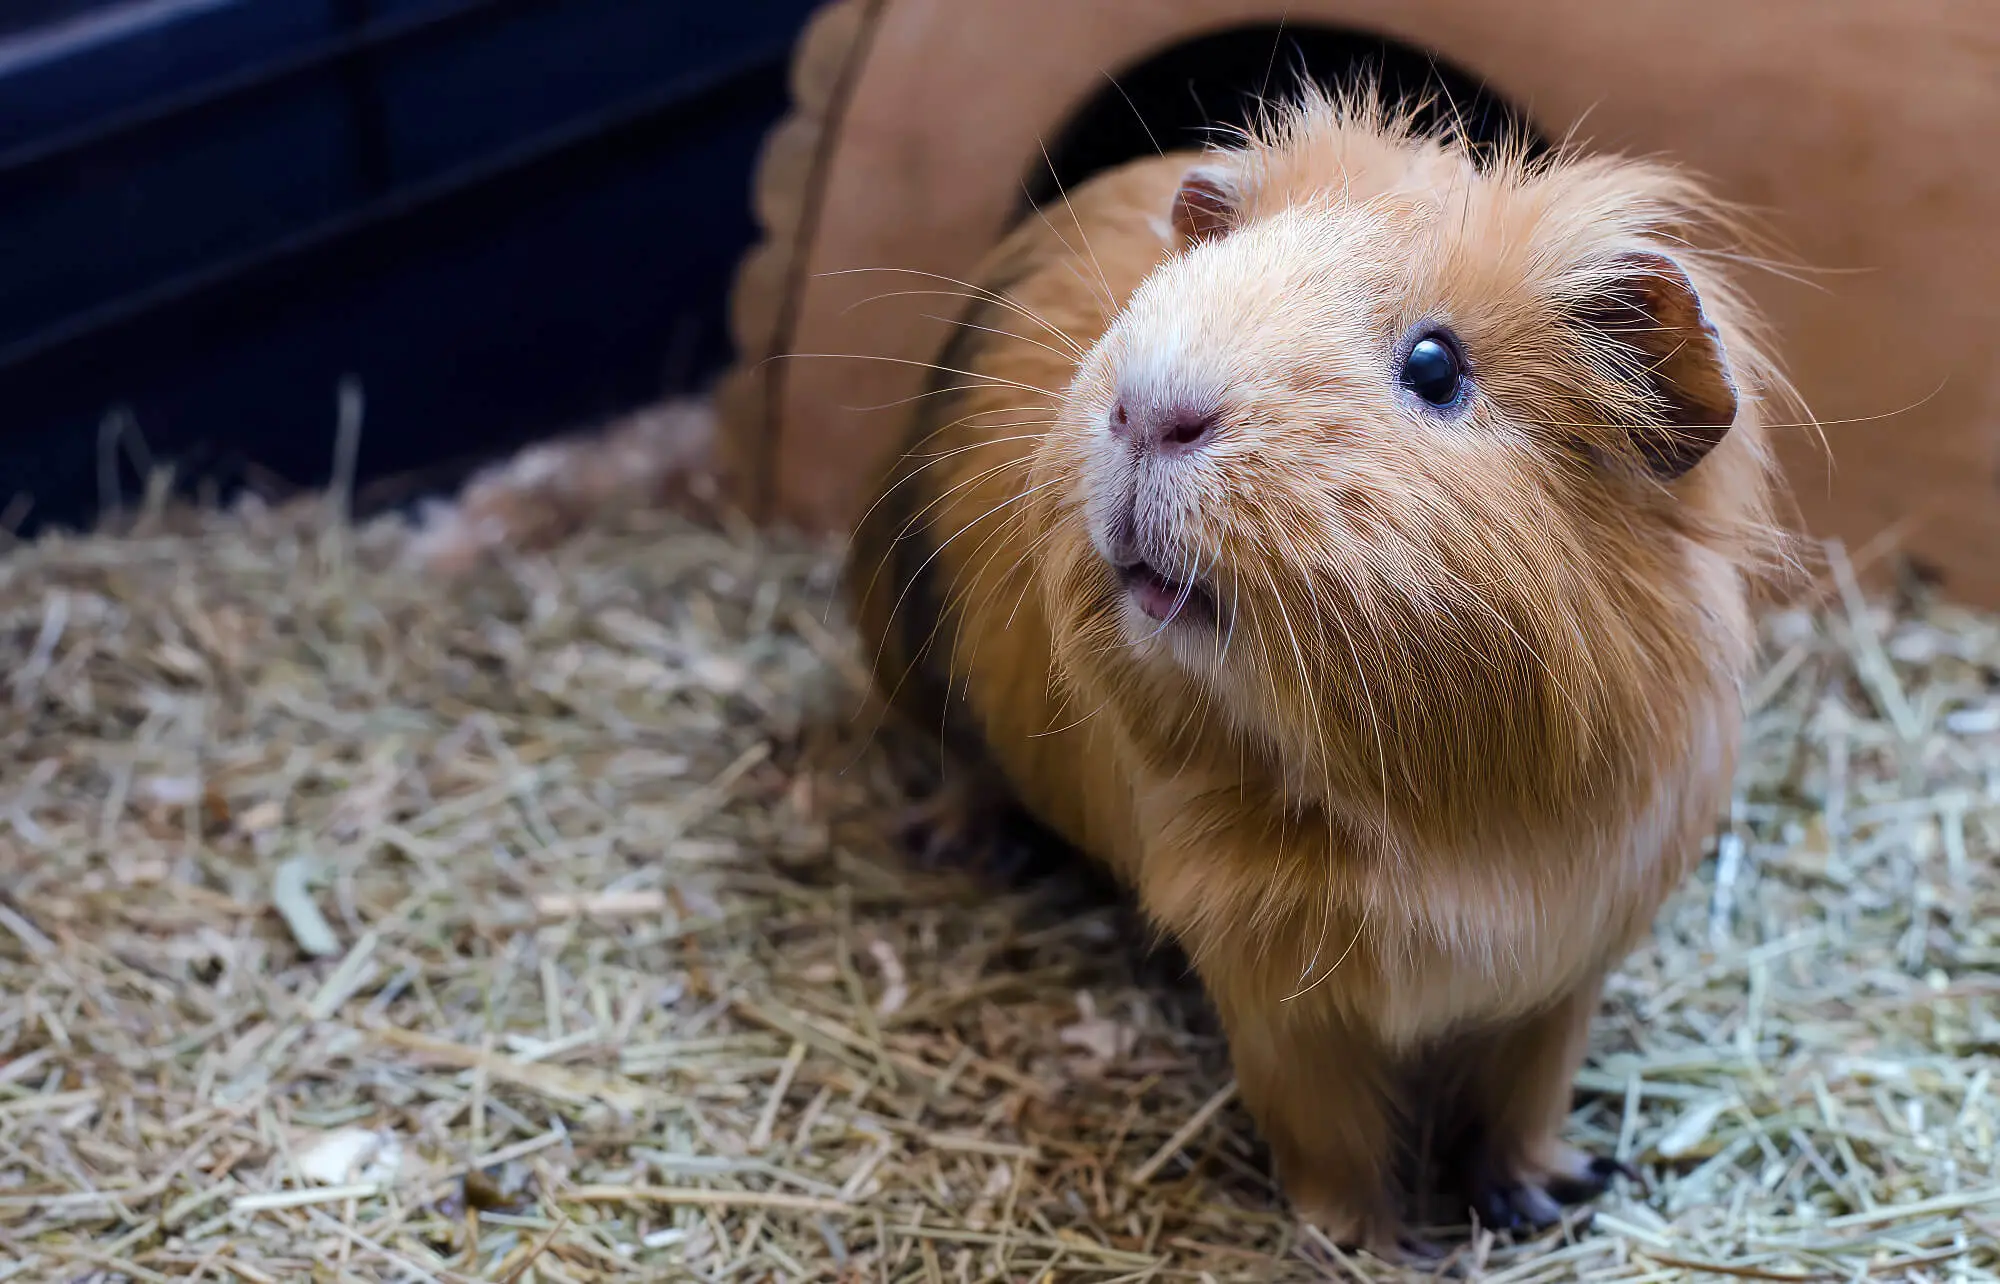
[{"x1": 0, "y1": 0, "x2": 820, "y2": 537}]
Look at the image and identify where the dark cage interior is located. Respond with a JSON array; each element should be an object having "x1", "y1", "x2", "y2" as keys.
[
  {"x1": 1023, "y1": 25, "x2": 1542, "y2": 214},
  {"x1": 0, "y1": 0, "x2": 821, "y2": 536}
]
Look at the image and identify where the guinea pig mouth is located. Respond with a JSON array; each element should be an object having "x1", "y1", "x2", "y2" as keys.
[{"x1": 1116, "y1": 560, "x2": 1218, "y2": 627}]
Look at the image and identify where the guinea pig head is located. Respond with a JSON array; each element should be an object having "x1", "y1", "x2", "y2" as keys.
[{"x1": 1029, "y1": 102, "x2": 1788, "y2": 837}]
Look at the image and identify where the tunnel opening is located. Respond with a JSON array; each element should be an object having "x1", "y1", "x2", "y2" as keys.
[{"x1": 1021, "y1": 23, "x2": 1544, "y2": 213}]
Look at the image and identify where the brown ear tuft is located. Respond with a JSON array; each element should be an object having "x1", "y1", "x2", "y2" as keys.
[
  {"x1": 1578, "y1": 251, "x2": 1739, "y2": 480},
  {"x1": 1171, "y1": 164, "x2": 1239, "y2": 245}
]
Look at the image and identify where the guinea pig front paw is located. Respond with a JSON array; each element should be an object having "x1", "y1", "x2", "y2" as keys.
[
  {"x1": 1465, "y1": 1173, "x2": 1566, "y2": 1236},
  {"x1": 894, "y1": 784, "x2": 996, "y2": 868},
  {"x1": 893, "y1": 783, "x2": 1061, "y2": 887},
  {"x1": 1462, "y1": 1146, "x2": 1637, "y2": 1238},
  {"x1": 1541, "y1": 1151, "x2": 1642, "y2": 1206}
]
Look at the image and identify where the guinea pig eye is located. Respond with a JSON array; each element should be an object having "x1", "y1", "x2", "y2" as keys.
[{"x1": 1399, "y1": 330, "x2": 1464, "y2": 409}]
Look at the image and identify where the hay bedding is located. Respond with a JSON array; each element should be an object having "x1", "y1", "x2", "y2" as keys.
[{"x1": 0, "y1": 486, "x2": 1996, "y2": 1284}]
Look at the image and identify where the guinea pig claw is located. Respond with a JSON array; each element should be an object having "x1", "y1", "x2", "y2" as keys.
[
  {"x1": 1593, "y1": 1155, "x2": 1644, "y2": 1186},
  {"x1": 1546, "y1": 1153, "x2": 1643, "y2": 1206}
]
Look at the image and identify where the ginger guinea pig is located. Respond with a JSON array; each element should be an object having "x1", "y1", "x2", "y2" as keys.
[{"x1": 846, "y1": 88, "x2": 1791, "y2": 1256}]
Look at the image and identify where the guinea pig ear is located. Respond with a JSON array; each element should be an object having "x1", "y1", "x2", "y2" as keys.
[
  {"x1": 1577, "y1": 251, "x2": 1740, "y2": 481},
  {"x1": 1171, "y1": 164, "x2": 1239, "y2": 245}
]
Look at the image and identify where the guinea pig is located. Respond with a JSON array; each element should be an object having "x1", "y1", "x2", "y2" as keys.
[{"x1": 845, "y1": 86, "x2": 1793, "y2": 1257}]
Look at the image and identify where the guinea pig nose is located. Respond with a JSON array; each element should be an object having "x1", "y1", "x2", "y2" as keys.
[{"x1": 1109, "y1": 399, "x2": 1218, "y2": 454}]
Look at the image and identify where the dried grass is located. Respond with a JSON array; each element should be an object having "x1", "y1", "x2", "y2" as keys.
[{"x1": 1, "y1": 485, "x2": 1995, "y2": 1282}]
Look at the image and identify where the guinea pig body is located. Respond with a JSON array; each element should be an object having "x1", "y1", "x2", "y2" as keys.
[{"x1": 847, "y1": 91, "x2": 1789, "y2": 1255}]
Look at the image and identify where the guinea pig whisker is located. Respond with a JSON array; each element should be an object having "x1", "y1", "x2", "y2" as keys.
[
  {"x1": 924, "y1": 476, "x2": 1064, "y2": 600},
  {"x1": 1028, "y1": 688, "x2": 1117, "y2": 739},
  {"x1": 863, "y1": 305, "x2": 1084, "y2": 372},
  {"x1": 1187, "y1": 539, "x2": 1226, "y2": 637},
  {"x1": 839, "y1": 289, "x2": 1090, "y2": 360},
  {"x1": 848, "y1": 449, "x2": 1042, "y2": 634},
  {"x1": 1176, "y1": 556, "x2": 1230, "y2": 746},
  {"x1": 1284, "y1": 916, "x2": 1369, "y2": 1005},
  {"x1": 933, "y1": 487, "x2": 1050, "y2": 642},
  {"x1": 1206, "y1": 544, "x2": 1248, "y2": 672},
  {"x1": 869, "y1": 478, "x2": 1063, "y2": 715},
  {"x1": 896, "y1": 433, "x2": 1047, "y2": 476},
  {"x1": 1532, "y1": 387, "x2": 1929, "y2": 459},
  {"x1": 906, "y1": 428, "x2": 1054, "y2": 463},
  {"x1": 902, "y1": 411, "x2": 1054, "y2": 459},
  {"x1": 773, "y1": 351, "x2": 1058, "y2": 402},
  {"x1": 999, "y1": 526, "x2": 1064, "y2": 632},
  {"x1": 1253, "y1": 564, "x2": 1329, "y2": 808},
  {"x1": 920, "y1": 314, "x2": 1086, "y2": 368},
  {"x1": 891, "y1": 414, "x2": 1059, "y2": 485},
  {"x1": 838, "y1": 407, "x2": 1048, "y2": 584},
  {"x1": 1395, "y1": 534, "x2": 1594, "y2": 736},
  {"x1": 1124, "y1": 543, "x2": 1218, "y2": 658},
  {"x1": 946, "y1": 510, "x2": 1060, "y2": 682},
  {"x1": 891, "y1": 454, "x2": 1043, "y2": 545},
  {"x1": 1121, "y1": 562, "x2": 1219, "y2": 640},
  {"x1": 1247, "y1": 555, "x2": 1364, "y2": 1005},
  {"x1": 840, "y1": 439, "x2": 1047, "y2": 639},
  {"x1": 846, "y1": 433, "x2": 1048, "y2": 550},
  {"x1": 1272, "y1": 554, "x2": 1392, "y2": 830},
  {"x1": 879, "y1": 512, "x2": 1048, "y2": 748},
  {"x1": 1028, "y1": 201, "x2": 1115, "y2": 320},
  {"x1": 842, "y1": 379, "x2": 1064, "y2": 417},
  {"x1": 898, "y1": 401, "x2": 1057, "y2": 451},
  {"x1": 958, "y1": 503, "x2": 1061, "y2": 648},
  {"x1": 847, "y1": 381, "x2": 1062, "y2": 416},
  {"x1": 1159, "y1": 576, "x2": 1198, "y2": 632},
  {"x1": 815, "y1": 267, "x2": 1089, "y2": 357},
  {"x1": 1029, "y1": 137, "x2": 1120, "y2": 321},
  {"x1": 1301, "y1": 554, "x2": 1393, "y2": 834}
]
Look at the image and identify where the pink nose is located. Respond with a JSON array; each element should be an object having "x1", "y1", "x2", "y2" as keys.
[{"x1": 1109, "y1": 398, "x2": 1217, "y2": 454}]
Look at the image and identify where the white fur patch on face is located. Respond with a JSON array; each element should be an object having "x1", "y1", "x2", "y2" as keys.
[{"x1": 1113, "y1": 321, "x2": 1223, "y2": 425}]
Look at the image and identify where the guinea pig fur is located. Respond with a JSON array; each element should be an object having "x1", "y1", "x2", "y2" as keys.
[{"x1": 846, "y1": 86, "x2": 1794, "y2": 1257}]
